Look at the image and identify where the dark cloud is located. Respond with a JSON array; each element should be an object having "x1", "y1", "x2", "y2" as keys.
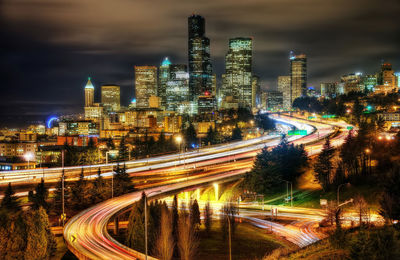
[{"x1": 1, "y1": 0, "x2": 399, "y2": 125}]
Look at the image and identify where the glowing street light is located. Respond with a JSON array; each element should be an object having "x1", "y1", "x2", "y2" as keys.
[
  {"x1": 24, "y1": 153, "x2": 33, "y2": 169},
  {"x1": 213, "y1": 183, "x2": 219, "y2": 201}
]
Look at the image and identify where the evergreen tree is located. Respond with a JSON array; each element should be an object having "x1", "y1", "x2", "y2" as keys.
[
  {"x1": 0, "y1": 183, "x2": 20, "y2": 211},
  {"x1": 379, "y1": 166, "x2": 400, "y2": 223},
  {"x1": 171, "y1": 194, "x2": 179, "y2": 253},
  {"x1": 24, "y1": 207, "x2": 56, "y2": 259},
  {"x1": 114, "y1": 163, "x2": 134, "y2": 196},
  {"x1": 90, "y1": 168, "x2": 107, "y2": 204},
  {"x1": 190, "y1": 199, "x2": 201, "y2": 229},
  {"x1": 107, "y1": 137, "x2": 115, "y2": 150},
  {"x1": 184, "y1": 123, "x2": 198, "y2": 148},
  {"x1": 52, "y1": 171, "x2": 69, "y2": 215},
  {"x1": 118, "y1": 135, "x2": 128, "y2": 161},
  {"x1": 28, "y1": 178, "x2": 49, "y2": 210},
  {"x1": 70, "y1": 168, "x2": 88, "y2": 210},
  {"x1": 231, "y1": 124, "x2": 242, "y2": 141},
  {"x1": 314, "y1": 137, "x2": 336, "y2": 190},
  {"x1": 126, "y1": 193, "x2": 146, "y2": 252}
]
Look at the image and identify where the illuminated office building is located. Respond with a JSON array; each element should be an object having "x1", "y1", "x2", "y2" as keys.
[
  {"x1": 158, "y1": 57, "x2": 171, "y2": 108},
  {"x1": 341, "y1": 73, "x2": 363, "y2": 93},
  {"x1": 320, "y1": 82, "x2": 339, "y2": 98},
  {"x1": 188, "y1": 14, "x2": 213, "y2": 111},
  {"x1": 101, "y1": 84, "x2": 120, "y2": 111},
  {"x1": 278, "y1": 76, "x2": 291, "y2": 109},
  {"x1": 221, "y1": 37, "x2": 253, "y2": 108},
  {"x1": 395, "y1": 72, "x2": 400, "y2": 88},
  {"x1": 84, "y1": 77, "x2": 94, "y2": 107},
  {"x1": 135, "y1": 66, "x2": 157, "y2": 108},
  {"x1": 363, "y1": 75, "x2": 377, "y2": 92},
  {"x1": 290, "y1": 52, "x2": 307, "y2": 100},
  {"x1": 378, "y1": 63, "x2": 396, "y2": 88},
  {"x1": 166, "y1": 64, "x2": 189, "y2": 112}
]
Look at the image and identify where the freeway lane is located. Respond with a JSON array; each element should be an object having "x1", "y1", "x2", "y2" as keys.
[
  {"x1": 63, "y1": 117, "x2": 350, "y2": 260},
  {"x1": 0, "y1": 117, "x2": 313, "y2": 186}
]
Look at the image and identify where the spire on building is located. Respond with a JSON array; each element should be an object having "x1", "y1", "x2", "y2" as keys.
[
  {"x1": 85, "y1": 77, "x2": 94, "y2": 89},
  {"x1": 161, "y1": 57, "x2": 172, "y2": 67}
]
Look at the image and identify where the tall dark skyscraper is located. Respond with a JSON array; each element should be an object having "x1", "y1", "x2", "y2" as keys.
[
  {"x1": 188, "y1": 14, "x2": 213, "y2": 112},
  {"x1": 290, "y1": 52, "x2": 307, "y2": 100}
]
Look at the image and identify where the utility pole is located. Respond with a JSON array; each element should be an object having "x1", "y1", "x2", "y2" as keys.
[{"x1": 62, "y1": 150, "x2": 65, "y2": 226}]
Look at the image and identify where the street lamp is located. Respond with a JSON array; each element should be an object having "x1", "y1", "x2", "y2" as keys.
[
  {"x1": 283, "y1": 180, "x2": 293, "y2": 207},
  {"x1": 337, "y1": 182, "x2": 350, "y2": 206},
  {"x1": 175, "y1": 135, "x2": 183, "y2": 165},
  {"x1": 144, "y1": 190, "x2": 161, "y2": 260},
  {"x1": 24, "y1": 152, "x2": 33, "y2": 169}
]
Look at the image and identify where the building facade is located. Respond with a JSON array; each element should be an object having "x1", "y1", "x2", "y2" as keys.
[
  {"x1": 221, "y1": 37, "x2": 253, "y2": 108},
  {"x1": 135, "y1": 66, "x2": 158, "y2": 108},
  {"x1": 166, "y1": 64, "x2": 189, "y2": 112},
  {"x1": 101, "y1": 84, "x2": 120, "y2": 112},
  {"x1": 320, "y1": 82, "x2": 339, "y2": 99},
  {"x1": 290, "y1": 53, "x2": 307, "y2": 100},
  {"x1": 265, "y1": 91, "x2": 283, "y2": 111},
  {"x1": 278, "y1": 76, "x2": 291, "y2": 109},
  {"x1": 158, "y1": 57, "x2": 171, "y2": 108}
]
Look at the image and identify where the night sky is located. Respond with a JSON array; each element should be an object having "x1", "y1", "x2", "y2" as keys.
[{"x1": 1, "y1": 0, "x2": 399, "y2": 127}]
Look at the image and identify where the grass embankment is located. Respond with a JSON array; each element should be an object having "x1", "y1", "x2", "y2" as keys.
[
  {"x1": 196, "y1": 221, "x2": 295, "y2": 260},
  {"x1": 265, "y1": 239, "x2": 348, "y2": 260}
]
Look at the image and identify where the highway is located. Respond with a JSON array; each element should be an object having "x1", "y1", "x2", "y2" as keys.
[
  {"x1": 0, "y1": 117, "x2": 313, "y2": 186},
  {"x1": 63, "y1": 117, "x2": 353, "y2": 260}
]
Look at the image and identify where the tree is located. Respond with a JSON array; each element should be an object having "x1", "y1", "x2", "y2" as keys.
[
  {"x1": 154, "y1": 207, "x2": 174, "y2": 260},
  {"x1": 178, "y1": 214, "x2": 198, "y2": 260},
  {"x1": 0, "y1": 182, "x2": 20, "y2": 211},
  {"x1": 244, "y1": 138, "x2": 308, "y2": 194},
  {"x1": 90, "y1": 168, "x2": 108, "y2": 204},
  {"x1": 114, "y1": 163, "x2": 134, "y2": 196},
  {"x1": 204, "y1": 201, "x2": 212, "y2": 235},
  {"x1": 190, "y1": 199, "x2": 201, "y2": 230},
  {"x1": 24, "y1": 207, "x2": 56, "y2": 259},
  {"x1": 171, "y1": 194, "x2": 179, "y2": 256},
  {"x1": 379, "y1": 166, "x2": 400, "y2": 223},
  {"x1": 28, "y1": 178, "x2": 49, "y2": 210},
  {"x1": 52, "y1": 172, "x2": 69, "y2": 215},
  {"x1": 70, "y1": 168, "x2": 88, "y2": 210},
  {"x1": 256, "y1": 113, "x2": 275, "y2": 131},
  {"x1": 0, "y1": 207, "x2": 56, "y2": 259},
  {"x1": 353, "y1": 195, "x2": 369, "y2": 227},
  {"x1": 313, "y1": 137, "x2": 336, "y2": 190},
  {"x1": 118, "y1": 135, "x2": 129, "y2": 161},
  {"x1": 184, "y1": 123, "x2": 197, "y2": 148},
  {"x1": 231, "y1": 124, "x2": 242, "y2": 141},
  {"x1": 126, "y1": 193, "x2": 146, "y2": 252},
  {"x1": 107, "y1": 137, "x2": 115, "y2": 150}
]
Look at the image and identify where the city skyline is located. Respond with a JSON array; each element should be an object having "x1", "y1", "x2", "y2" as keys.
[{"x1": 1, "y1": 0, "x2": 400, "y2": 126}]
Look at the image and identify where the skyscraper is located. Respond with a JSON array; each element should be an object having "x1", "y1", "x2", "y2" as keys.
[
  {"x1": 166, "y1": 64, "x2": 189, "y2": 112},
  {"x1": 188, "y1": 14, "x2": 213, "y2": 111},
  {"x1": 101, "y1": 84, "x2": 120, "y2": 111},
  {"x1": 290, "y1": 53, "x2": 307, "y2": 101},
  {"x1": 378, "y1": 63, "x2": 395, "y2": 87},
  {"x1": 135, "y1": 66, "x2": 157, "y2": 108},
  {"x1": 278, "y1": 76, "x2": 291, "y2": 109},
  {"x1": 84, "y1": 77, "x2": 94, "y2": 107},
  {"x1": 221, "y1": 37, "x2": 253, "y2": 108},
  {"x1": 158, "y1": 57, "x2": 171, "y2": 108}
]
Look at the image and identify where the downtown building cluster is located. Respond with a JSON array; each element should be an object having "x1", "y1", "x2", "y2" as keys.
[{"x1": 320, "y1": 62, "x2": 400, "y2": 99}]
